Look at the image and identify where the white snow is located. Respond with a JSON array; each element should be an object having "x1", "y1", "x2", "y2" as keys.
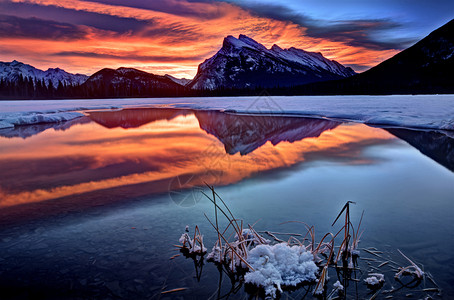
[
  {"x1": 206, "y1": 245, "x2": 222, "y2": 262},
  {"x1": 244, "y1": 243, "x2": 317, "y2": 298},
  {"x1": 333, "y1": 280, "x2": 344, "y2": 291},
  {"x1": 364, "y1": 273, "x2": 385, "y2": 286},
  {"x1": 270, "y1": 46, "x2": 355, "y2": 77},
  {"x1": 0, "y1": 95, "x2": 453, "y2": 131},
  {"x1": 164, "y1": 74, "x2": 191, "y2": 86},
  {"x1": 179, "y1": 232, "x2": 207, "y2": 254},
  {"x1": 0, "y1": 111, "x2": 84, "y2": 129}
]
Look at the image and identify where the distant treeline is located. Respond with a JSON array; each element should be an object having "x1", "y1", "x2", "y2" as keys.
[
  {"x1": 1, "y1": 74, "x2": 454, "y2": 100},
  {"x1": 0, "y1": 75, "x2": 189, "y2": 100}
]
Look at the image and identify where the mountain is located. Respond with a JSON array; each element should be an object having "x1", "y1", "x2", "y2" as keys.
[
  {"x1": 188, "y1": 34, "x2": 355, "y2": 90},
  {"x1": 297, "y1": 19, "x2": 454, "y2": 94},
  {"x1": 356, "y1": 19, "x2": 454, "y2": 93},
  {"x1": 349, "y1": 19, "x2": 454, "y2": 93},
  {"x1": 194, "y1": 110, "x2": 340, "y2": 155},
  {"x1": 0, "y1": 60, "x2": 88, "y2": 88},
  {"x1": 82, "y1": 67, "x2": 186, "y2": 97},
  {"x1": 164, "y1": 74, "x2": 191, "y2": 86}
]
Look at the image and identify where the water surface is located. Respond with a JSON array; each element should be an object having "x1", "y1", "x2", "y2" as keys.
[{"x1": 0, "y1": 108, "x2": 453, "y2": 299}]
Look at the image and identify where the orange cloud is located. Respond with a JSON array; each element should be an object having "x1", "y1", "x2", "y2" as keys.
[{"x1": 0, "y1": 0, "x2": 399, "y2": 77}]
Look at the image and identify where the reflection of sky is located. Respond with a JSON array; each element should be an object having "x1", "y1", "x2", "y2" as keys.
[
  {"x1": 0, "y1": 111, "x2": 395, "y2": 209},
  {"x1": 0, "y1": 113, "x2": 453, "y2": 299}
]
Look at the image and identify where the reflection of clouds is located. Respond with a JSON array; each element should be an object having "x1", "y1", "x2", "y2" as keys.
[
  {"x1": 0, "y1": 110, "x2": 396, "y2": 209},
  {"x1": 64, "y1": 131, "x2": 205, "y2": 146}
]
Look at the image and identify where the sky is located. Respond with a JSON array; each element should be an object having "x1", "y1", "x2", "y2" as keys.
[{"x1": 0, "y1": 0, "x2": 453, "y2": 78}]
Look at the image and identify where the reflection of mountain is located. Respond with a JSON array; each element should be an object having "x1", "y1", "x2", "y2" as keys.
[
  {"x1": 386, "y1": 128, "x2": 454, "y2": 172},
  {"x1": 2, "y1": 108, "x2": 341, "y2": 157},
  {"x1": 0, "y1": 116, "x2": 91, "y2": 139},
  {"x1": 195, "y1": 111, "x2": 340, "y2": 155},
  {"x1": 88, "y1": 108, "x2": 191, "y2": 129}
]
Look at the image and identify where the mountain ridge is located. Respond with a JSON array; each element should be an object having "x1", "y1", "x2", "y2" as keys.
[
  {"x1": 188, "y1": 34, "x2": 355, "y2": 90},
  {"x1": 1, "y1": 19, "x2": 453, "y2": 98},
  {"x1": 295, "y1": 18, "x2": 454, "y2": 94},
  {"x1": 0, "y1": 60, "x2": 88, "y2": 88},
  {"x1": 81, "y1": 67, "x2": 186, "y2": 98}
]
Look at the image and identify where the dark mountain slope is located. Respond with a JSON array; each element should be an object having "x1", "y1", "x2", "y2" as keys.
[
  {"x1": 82, "y1": 67, "x2": 186, "y2": 98},
  {"x1": 294, "y1": 19, "x2": 454, "y2": 94}
]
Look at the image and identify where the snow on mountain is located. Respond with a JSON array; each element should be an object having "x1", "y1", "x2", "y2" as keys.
[
  {"x1": 188, "y1": 34, "x2": 355, "y2": 90},
  {"x1": 270, "y1": 44, "x2": 355, "y2": 77},
  {"x1": 164, "y1": 74, "x2": 192, "y2": 86},
  {"x1": 0, "y1": 60, "x2": 88, "y2": 88}
]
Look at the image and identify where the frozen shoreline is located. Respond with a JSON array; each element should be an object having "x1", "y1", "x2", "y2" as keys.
[{"x1": 0, "y1": 95, "x2": 453, "y2": 130}]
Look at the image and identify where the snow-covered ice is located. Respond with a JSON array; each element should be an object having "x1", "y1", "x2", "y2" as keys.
[
  {"x1": 0, "y1": 111, "x2": 84, "y2": 129},
  {"x1": 333, "y1": 280, "x2": 344, "y2": 291},
  {"x1": 0, "y1": 95, "x2": 453, "y2": 130},
  {"x1": 244, "y1": 243, "x2": 317, "y2": 298},
  {"x1": 364, "y1": 273, "x2": 385, "y2": 286}
]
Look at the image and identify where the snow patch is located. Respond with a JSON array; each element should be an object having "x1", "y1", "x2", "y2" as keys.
[
  {"x1": 0, "y1": 111, "x2": 84, "y2": 128},
  {"x1": 333, "y1": 280, "x2": 344, "y2": 291},
  {"x1": 244, "y1": 243, "x2": 317, "y2": 298},
  {"x1": 364, "y1": 273, "x2": 385, "y2": 286}
]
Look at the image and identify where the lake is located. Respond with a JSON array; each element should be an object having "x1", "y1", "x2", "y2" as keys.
[{"x1": 0, "y1": 106, "x2": 453, "y2": 299}]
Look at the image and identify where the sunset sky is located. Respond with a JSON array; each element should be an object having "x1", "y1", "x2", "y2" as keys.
[{"x1": 0, "y1": 0, "x2": 453, "y2": 78}]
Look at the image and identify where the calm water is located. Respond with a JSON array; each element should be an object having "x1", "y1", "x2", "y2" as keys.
[{"x1": 0, "y1": 107, "x2": 453, "y2": 299}]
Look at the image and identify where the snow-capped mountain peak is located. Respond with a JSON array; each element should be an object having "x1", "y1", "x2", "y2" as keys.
[
  {"x1": 189, "y1": 34, "x2": 356, "y2": 90},
  {"x1": 238, "y1": 34, "x2": 268, "y2": 51},
  {"x1": 0, "y1": 60, "x2": 88, "y2": 88},
  {"x1": 164, "y1": 74, "x2": 191, "y2": 86},
  {"x1": 270, "y1": 44, "x2": 283, "y2": 52}
]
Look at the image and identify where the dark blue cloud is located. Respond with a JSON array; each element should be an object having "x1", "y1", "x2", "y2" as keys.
[
  {"x1": 0, "y1": 1, "x2": 208, "y2": 43},
  {"x1": 0, "y1": 2, "x2": 151, "y2": 36},
  {"x1": 214, "y1": 1, "x2": 416, "y2": 50},
  {"x1": 0, "y1": 14, "x2": 87, "y2": 40},
  {"x1": 52, "y1": 51, "x2": 210, "y2": 62}
]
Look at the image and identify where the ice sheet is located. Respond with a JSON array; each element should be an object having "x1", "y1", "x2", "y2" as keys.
[{"x1": 0, "y1": 95, "x2": 453, "y2": 130}]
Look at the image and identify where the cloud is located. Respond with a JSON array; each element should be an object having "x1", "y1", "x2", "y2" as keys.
[
  {"x1": 0, "y1": 2, "x2": 152, "y2": 36},
  {"x1": 52, "y1": 51, "x2": 210, "y2": 63},
  {"x1": 0, "y1": 14, "x2": 87, "y2": 40},
  {"x1": 215, "y1": 1, "x2": 416, "y2": 50},
  {"x1": 2, "y1": 1, "x2": 214, "y2": 43},
  {"x1": 78, "y1": 0, "x2": 228, "y2": 20},
  {"x1": 305, "y1": 19, "x2": 416, "y2": 50},
  {"x1": 0, "y1": 0, "x2": 402, "y2": 75}
]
